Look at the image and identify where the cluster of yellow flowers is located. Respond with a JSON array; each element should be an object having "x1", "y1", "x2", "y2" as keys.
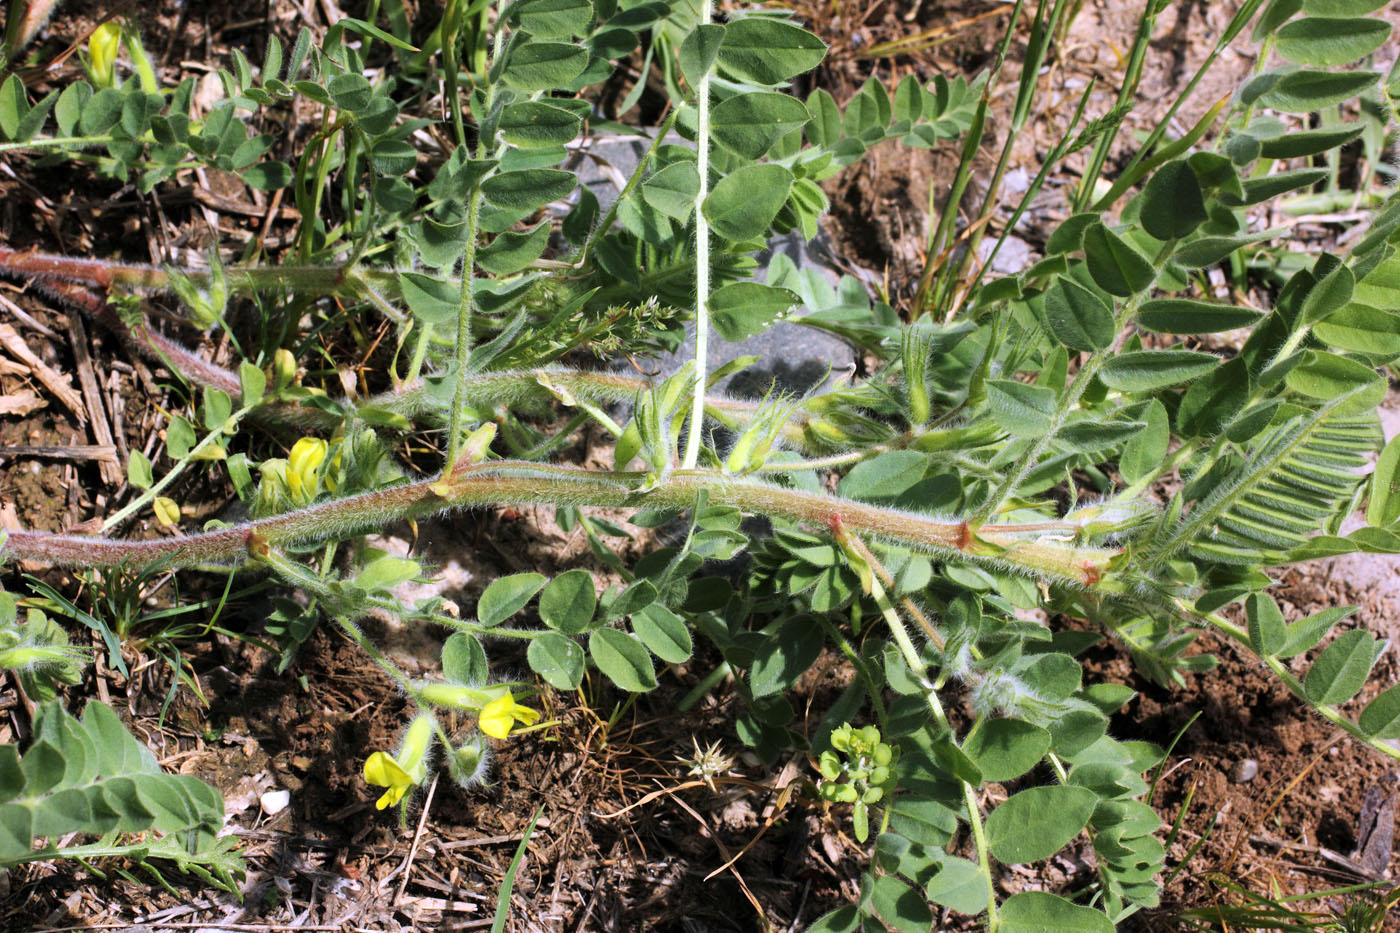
[{"x1": 362, "y1": 689, "x2": 539, "y2": 811}]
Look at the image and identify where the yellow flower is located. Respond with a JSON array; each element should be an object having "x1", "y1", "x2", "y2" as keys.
[
  {"x1": 478, "y1": 693, "x2": 540, "y2": 740},
  {"x1": 363, "y1": 715, "x2": 434, "y2": 810},
  {"x1": 286, "y1": 437, "x2": 327, "y2": 504},
  {"x1": 88, "y1": 22, "x2": 122, "y2": 89}
]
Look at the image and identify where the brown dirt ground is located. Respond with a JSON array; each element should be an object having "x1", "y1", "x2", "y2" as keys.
[{"x1": 2, "y1": 1, "x2": 1400, "y2": 931}]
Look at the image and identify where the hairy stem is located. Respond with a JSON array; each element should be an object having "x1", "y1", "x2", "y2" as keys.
[{"x1": 682, "y1": 0, "x2": 714, "y2": 471}]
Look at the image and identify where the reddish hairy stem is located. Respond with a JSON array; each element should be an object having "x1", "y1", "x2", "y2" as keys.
[{"x1": 3, "y1": 462, "x2": 1121, "y2": 587}]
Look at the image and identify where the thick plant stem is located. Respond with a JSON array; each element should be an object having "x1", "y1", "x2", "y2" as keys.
[
  {"x1": 681, "y1": 0, "x2": 714, "y2": 471},
  {"x1": 3, "y1": 462, "x2": 1121, "y2": 586},
  {"x1": 445, "y1": 185, "x2": 484, "y2": 467}
]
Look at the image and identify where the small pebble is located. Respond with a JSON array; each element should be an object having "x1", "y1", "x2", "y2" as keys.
[
  {"x1": 1233, "y1": 759, "x2": 1259, "y2": 783},
  {"x1": 260, "y1": 789, "x2": 291, "y2": 816}
]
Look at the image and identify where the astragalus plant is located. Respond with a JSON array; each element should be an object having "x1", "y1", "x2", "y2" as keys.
[{"x1": 1, "y1": 0, "x2": 1399, "y2": 927}]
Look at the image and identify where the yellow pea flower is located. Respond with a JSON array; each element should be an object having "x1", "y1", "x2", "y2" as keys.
[
  {"x1": 478, "y1": 693, "x2": 540, "y2": 740},
  {"x1": 88, "y1": 22, "x2": 122, "y2": 90},
  {"x1": 286, "y1": 437, "x2": 327, "y2": 504},
  {"x1": 363, "y1": 714, "x2": 434, "y2": 810}
]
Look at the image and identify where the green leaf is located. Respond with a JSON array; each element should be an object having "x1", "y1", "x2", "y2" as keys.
[
  {"x1": 1141, "y1": 160, "x2": 1208, "y2": 240},
  {"x1": 1043, "y1": 277, "x2": 1115, "y2": 351},
  {"x1": 498, "y1": 101, "x2": 582, "y2": 148},
  {"x1": 415, "y1": 218, "x2": 472, "y2": 268},
  {"x1": 508, "y1": 0, "x2": 595, "y2": 39},
  {"x1": 703, "y1": 163, "x2": 793, "y2": 241},
  {"x1": 527, "y1": 632, "x2": 585, "y2": 690},
  {"x1": 1120, "y1": 399, "x2": 1169, "y2": 483},
  {"x1": 589, "y1": 628, "x2": 657, "y2": 691},
  {"x1": 55, "y1": 82, "x2": 92, "y2": 137},
  {"x1": 888, "y1": 794, "x2": 958, "y2": 847},
  {"x1": 539, "y1": 569, "x2": 597, "y2": 635},
  {"x1": 354, "y1": 556, "x2": 420, "y2": 593},
  {"x1": 986, "y1": 380, "x2": 1056, "y2": 437},
  {"x1": 1369, "y1": 435, "x2": 1400, "y2": 526},
  {"x1": 501, "y1": 42, "x2": 590, "y2": 91},
  {"x1": 679, "y1": 23, "x2": 726, "y2": 90},
  {"x1": 1000, "y1": 892, "x2": 1115, "y2": 933},
  {"x1": 127, "y1": 450, "x2": 154, "y2": 490},
  {"x1": 806, "y1": 907, "x2": 860, "y2": 933},
  {"x1": 1177, "y1": 357, "x2": 1249, "y2": 437},
  {"x1": 328, "y1": 73, "x2": 374, "y2": 112},
  {"x1": 716, "y1": 18, "x2": 827, "y2": 85},
  {"x1": 1083, "y1": 222, "x2": 1155, "y2": 296},
  {"x1": 243, "y1": 160, "x2": 293, "y2": 190},
  {"x1": 1310, "y1": 299, "x2": 1400, "y2": 357},
  {"x1": 1258, "y1": 123, "x2": 1366, "y2": 159},
  {"x1": 442, "y1": 632, "x2": 488, "y2": 685},
  {"x1": 1281, "y1": 606, "x2": 1356, "y2": 658},
  {"x1": 1136, "y1": 298, "x2": 1265, "y2": 334},
  {"x1": 1305, "y1": 628, "x2": 1382, "y2": 705},
  {"x1": 1276, "y1": 17, "x2": 1390, "y2": 67},
  {"x1": 399, "y1": 272, "x2": 460, "y2": 324},
  {"x1": 1174, "y1": 229, "x2": 1284, "y2": 267},
  {"x1": 711, "y1": 91, "x2": 812, "y2": 159},
  {"x1": 750, "y1": 616, "x2": 825, "y2": 697},
  {"x1": 925, "y1": 857, "x2": 989, "y2": 915},
  {"x1": 478, "y1": 573, "x2": 548, "y2": 626},
  {"x1": 866, "y1": 874, "x2": 932, "y2": 933},
  {"x1": 963, "y1": 718, "x2": 1051, "y2": 782},
  {"x1": 1259, "y1": 68, "x2": 1379, "y2": 112},
  {"x1": 1303, "y1": 0, "x2": 1388, "y2": 12},
  {"x1": 1284, "y1": 350, "x2": 1384, "y2": 416},
  {"x1": 986, "y1": 784, "x2": 1097, "y2": 863},
  {"x1": 1246, "y1": 593, "x2": 1287, "y2": 656},
  {"x1": 640, "y1": 161, "x2": 700, "y2": 222},
  {"x1": 0, "y1": 75, "x2": 28, "y2": 140},
  {"x1": 1099, "y1": 350, "x2": 1219, "y2": 391},
  {"x1": 631, "y1": 605, "x2": 692, "y2": 664},
  {"x1": 839, "y1": 451, "x2": 928, "y2": 500},
  {"x1": 710, "y1": 282, "x2": 796, "y2": 341},
  {"x1": 477, "y1": 223, "x2": 550, "y2": 276},
  {"x1": 1047, "y1": 213, "x2": 1099, "y2": 255},
  {"x1": 482, "y1": 168, "x2": 576, "y2": 211},
  {"x1": 1238, "y1": 168, "x2": 1329, "y2": 204},
  {"x1": 1360, "y1": 685, "x2": 1400, "y2": 738},
  {"x1": 1300, "y1": 262, "x2": 1355, "y2": 325}
]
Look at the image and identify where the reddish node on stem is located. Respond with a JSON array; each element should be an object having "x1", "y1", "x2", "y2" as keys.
[
  {"x1": 1080, "y1": 561, "x2": 1101, "y2": 586},
  {"x1": 955, "y1": 521, "x2": 972, "y2": 550},
  {"x1": 245, "y1": 530, "x2": 270, "y2": 560},
  {"x1": 826, "y1": 512, "x2": 844, "y2": 536}
]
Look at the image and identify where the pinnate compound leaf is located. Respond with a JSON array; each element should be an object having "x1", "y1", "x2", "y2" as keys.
[
  {"x1": 1083, "y1": 222, "x2": 1155, "y2": 296},
  {"x1": 986, "y1": 785, "x2": 1097, "y2": 863},
  {"x1": 711, "y1": 91, "x2": 811, "y2": 159},
  {"x1": 1136, "y1": 299, "x2": 1265, "y2": 334},
  {"x1": 540, "y1": 569, "x2": 597, "y2": 635},
  {"x1": 478, "y1": 573, "x2": 548, "y2": 626},
  {"x1": 710, "y1": 282, "x2": 796, "y2": 341},
  {"x1": 1000, "y1": 892, "x2": 1116, "y2": 933},
  {"x1": 1305, "y1": 629, "x2": 1382, "y2": 705},
  {"x1": 716, "y1": 18, "x2": 826, "y2": 85},
  {"x1": 1276, "y1": 16, "x2": 1390, "y2": 67},
  {"x1": 1141, "y1": 160, "x2": 1208, "y2": 240},
  {"x1": 528, "y1": 632, "x2": 585, "y2": 690},
  {"x1": 1100, "y1": 350, "x2": 1218, "y2": 392},
  {"x1": 589, "y1": 628, "x2": 657, "y2": 691},
  {"x1": 703, "y1": 164, "x2": 793, "y2": 241},
  {"x1": 1043, "y1": 277, "x2": 1114, "y2": 351}
]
